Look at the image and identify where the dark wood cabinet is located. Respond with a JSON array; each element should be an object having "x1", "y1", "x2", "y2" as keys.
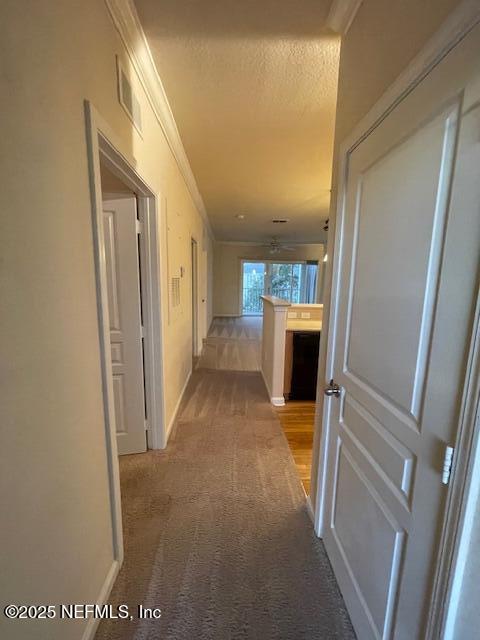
[{"x1": 284, "y1": 330, "x2": 320, "y2": 401}]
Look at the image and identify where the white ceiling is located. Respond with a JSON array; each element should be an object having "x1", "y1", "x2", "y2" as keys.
[{"x1": 134, "y1": 0, "x2": 340, "y2": 242}]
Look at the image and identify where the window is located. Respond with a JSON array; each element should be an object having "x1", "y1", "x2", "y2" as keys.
[
  {"x1": 241, "y1": 260, "x2": 318, "y2": 314},
  {"x1": 242, "y1": 262, "x2": 266, "y2": 314}
]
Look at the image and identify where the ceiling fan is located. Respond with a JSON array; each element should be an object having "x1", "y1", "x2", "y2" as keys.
[{"x1": 261, "y1": 237, "x2": 295, "y2": 254}]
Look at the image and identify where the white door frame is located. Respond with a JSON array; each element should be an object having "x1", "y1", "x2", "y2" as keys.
[
  {"x1": 191, "y1": 236, "x2": 199, "y2": 357},
  {"x1": 311, "y1": 2, "x2": 480, "y2": 636},
  {"x1": 435, "y1": 289, "x2": 480, "y2": 638},
  {"x1": 84, "y1": 101, "x2": 166, "y2": 563}
]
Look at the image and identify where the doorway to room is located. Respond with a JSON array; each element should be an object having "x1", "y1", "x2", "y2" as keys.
[
  {"x1": 85, "y1": 102, "x2": 166, "y2": 569},
  {"x1": 241, "y1": 260, "x2": 318, "y2": 314},
  {"x1": 191, "y1": 237, "x2": 199, "y2": 362}
]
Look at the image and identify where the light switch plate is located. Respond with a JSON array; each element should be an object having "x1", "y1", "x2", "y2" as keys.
[{"x1": 301, "y1": 312, "x2": 311, "y2": 319}]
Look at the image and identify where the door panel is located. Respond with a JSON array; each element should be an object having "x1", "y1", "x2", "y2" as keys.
[
  {"x1": 324, "y1": 24, "x2": 480, "y2": 640},
  {"x1": 346, "y1": 110, "x2": 455, "y2": 416},
  {"x1": 112, "y1": 375, "x2": 127, "y2": 434},
  {"x1": 341, "y1": 396, "x2": 414, "y2": 499},
  {"x1": 333, "y1": 445, "x2": 404, "y2": 637},
  {"x1": 103, "y1": 196, "x2": 147, "y2": 455}
]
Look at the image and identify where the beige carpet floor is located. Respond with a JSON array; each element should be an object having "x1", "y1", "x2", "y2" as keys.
[
  {"x1": 95, "y1": 369, "x2": 355, "y2": 640},
  {"x1": 197, "y1": 317, "x2": 262, "y2": 371},
  {"x1": 207, "y1": 316, "x2": 262, "y2": 340}
]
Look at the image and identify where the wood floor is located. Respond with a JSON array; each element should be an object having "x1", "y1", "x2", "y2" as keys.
[{"x1": 275, "y1": 401, "x2": 316, "y2": 495}]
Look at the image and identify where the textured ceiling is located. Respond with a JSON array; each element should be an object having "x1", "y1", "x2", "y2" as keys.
[{"x1": 135, "y1": 0, "x2": 340, "y2": 242}]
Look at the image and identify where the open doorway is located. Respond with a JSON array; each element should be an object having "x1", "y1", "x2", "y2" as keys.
[
  {"x1": 191, "y1": 237, "x2": 199, "y2": 362},
  {"x1": 85, "y1": 102, "x2": 165, "y2": 565}
]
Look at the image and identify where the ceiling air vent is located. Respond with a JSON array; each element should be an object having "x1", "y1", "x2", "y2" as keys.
[
  {"x1": 116, "y1": 57, "x2": 142, "y2": 135},
  {"x1": 272, "y1": 218, "x2": 290, "y2": 224}
]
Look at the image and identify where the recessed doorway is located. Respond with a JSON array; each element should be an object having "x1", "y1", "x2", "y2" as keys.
[
  {"x1": 191, "y1": 237, "x2": 199, "y2": 361},
  {"x1": 85, "y1": 102, "x2": 166, "y2": 567}
]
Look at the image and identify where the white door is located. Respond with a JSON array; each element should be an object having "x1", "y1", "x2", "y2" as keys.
[
  {"x1": 103, "y1": 195, "x2": 147, "y2": 455},
  {"x1": 322, "y1": 25, "x2": 480, "y2": 640}
]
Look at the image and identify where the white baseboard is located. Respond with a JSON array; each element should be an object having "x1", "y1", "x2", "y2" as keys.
[
  {"x1": 260, "y1": 367, "x2": 285, "y2": 406},
  {"x1": 81, "y1": 559, "x2": 120, "y2": 640},
  {"x1": 306, "y1": 495, "x2": 315, "y2": 526},
  {"x1": 165, "y1": 369, "x2": 192, "y2": 443}
]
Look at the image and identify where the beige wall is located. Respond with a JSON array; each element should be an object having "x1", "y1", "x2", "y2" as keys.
[
  {"x1": 213, "y1": 242, "x2": 325, "y2": 316},
  {"x1": 0, "y1": 2, "x2": 211, "y2": 639},
  {"x1": 310, "y1": 0, "x2": 463, "y2": 508},
  {"x1": 334, "y1": 0, "x2": 463, "y2": 147}
]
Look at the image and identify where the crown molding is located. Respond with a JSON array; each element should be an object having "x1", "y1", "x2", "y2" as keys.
[
  {"x1": 340, "y1": 0, "x2": 480, "y2": 154},
  {"x1": 326, "y1": 0, "x2": 364, "y2": 34},
  {"x1": 104, "y1": 0, "x2": 214, "y2": 239},
  {"x1": 215, "y1": 240, "x2": 325, "y2": 246}
]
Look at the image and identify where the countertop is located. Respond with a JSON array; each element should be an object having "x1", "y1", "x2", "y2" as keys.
[
  {"x1": 286, "y1": 320, "x2": 322, "y2": 332},
  {"x1": 260, "y1": 295, "x2": 291, "y2": 307}
]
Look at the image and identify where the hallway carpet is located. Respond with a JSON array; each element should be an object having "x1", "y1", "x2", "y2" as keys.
[
  {"x1": 95, "y1": 370, "x2": 355, "y2": 640},
  {"x1": 197, "y1": 317, "x2": 262, "y2": 371},
  {"x1": 207, "y1": 316, "x2": 262, "y2": 340}
]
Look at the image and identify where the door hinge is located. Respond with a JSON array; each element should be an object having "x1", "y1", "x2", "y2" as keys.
[
  {"x1": 136, "y1": 219, "x2": 143, "y2": 235},
  {"x1": 141, "y1": 325, "x2": 145, "y2": 339},
  {"x1": 442, "y1": 445, "x2": 455, "y2": 485}
]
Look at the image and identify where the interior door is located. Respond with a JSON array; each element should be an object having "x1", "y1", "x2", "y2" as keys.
[
  {"x1": 103, "y1": 195, "x2": 147, "y2": 455},
  {"x1": 322, "y1": 25, "x2": 480, "y2": 640}
]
